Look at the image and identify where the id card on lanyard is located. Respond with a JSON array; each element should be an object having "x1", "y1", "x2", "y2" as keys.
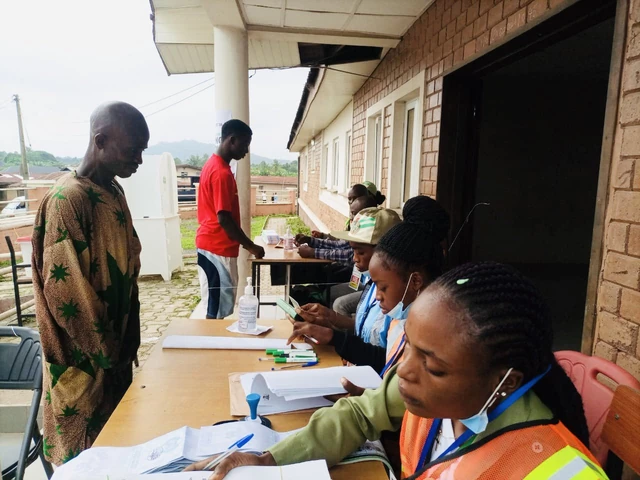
[
  {"x1": 349, "y1": 265, "x2": 363, "y2": 290},
  {"x1": 356, "y1": 283, "x2": 377, "y2": 338}
]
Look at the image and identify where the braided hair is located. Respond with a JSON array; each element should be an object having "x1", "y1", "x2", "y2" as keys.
[
  {"x1": 375, "y1": 196, "x2": 450, "y2": 282},
  {"x1": 432, "y1": 261, "x2": 589, "y2": 446}
]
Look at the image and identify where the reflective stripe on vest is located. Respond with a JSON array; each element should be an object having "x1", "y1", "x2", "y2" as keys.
[
  {"x1": 381, "y1": 319, "x2": 406, "y2": 377},
  {"x1": 523, "y1": 446, "x2": 607, "y2": 479}
]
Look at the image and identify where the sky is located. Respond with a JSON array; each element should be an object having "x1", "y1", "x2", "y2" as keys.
[{"x1": 0, "y1": 0, "x2": 308, "y2": 161}]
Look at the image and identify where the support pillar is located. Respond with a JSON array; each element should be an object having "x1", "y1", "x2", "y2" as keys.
[{"x1": 214, "y1": 26, "x2": 251, "y2": 304}]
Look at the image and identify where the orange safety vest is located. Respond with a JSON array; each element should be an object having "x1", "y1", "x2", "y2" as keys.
[
  {"x1": 382, "y1": 319, "x2": 406, "y2": 377},
  {"x1": 399, "y1": 412, "x2": 606, "y2": 479}
]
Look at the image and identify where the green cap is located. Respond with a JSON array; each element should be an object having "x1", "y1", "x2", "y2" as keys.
[
  {"x1": 362, "y1": 181, "x2": 378, "y2": 196},
  {"x1": 330, "y1": 207, "x2": 401, "y2": 245}
]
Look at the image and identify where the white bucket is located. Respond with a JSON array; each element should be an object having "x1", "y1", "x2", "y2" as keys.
[{"x1": 16, "y1": 236, "x2": 32, "y2": 278}]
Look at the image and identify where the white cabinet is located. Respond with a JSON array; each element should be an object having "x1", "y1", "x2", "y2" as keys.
[{"x1": 119, "y1": 153, "x2": 183, "y2": 281}]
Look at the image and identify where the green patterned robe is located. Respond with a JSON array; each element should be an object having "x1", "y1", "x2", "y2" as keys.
[{"x1": 32, "y1": 173, "x2": 141, "y2": 465}]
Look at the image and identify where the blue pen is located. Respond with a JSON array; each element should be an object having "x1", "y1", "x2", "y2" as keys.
[
  {"x1": 203, "y1": 433, "x2": 254, "y2": 471},
  {"x1": 271, "y1": 361, "x2": 319, "y2": 371}
]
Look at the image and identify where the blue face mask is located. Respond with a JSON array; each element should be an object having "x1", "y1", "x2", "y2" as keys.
[
  {"x1": 386, "y1": 273, "x2": 415, "y2": 319},
  {"x1": 460, "y1": 368, "x2": 513, "y2": 434}
]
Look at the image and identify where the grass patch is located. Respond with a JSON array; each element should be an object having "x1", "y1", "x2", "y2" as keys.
[
  {"x1": 251, "y1": 215, "x2": 268, "y2": 240},
  {"x1": 286, "y1": 216, "x2": 311, "y2": 236},
  {"x1": 181, "y1": 219, "x2": 198, "y2": 251}
]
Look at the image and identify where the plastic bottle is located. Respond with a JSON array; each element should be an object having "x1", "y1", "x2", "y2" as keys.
[
  {"x1": 284, "y1": 225, "x2": 295, "y2": 251},
  {"x1": 238, "y1": 277, "x2": 258, "y2": 332}
]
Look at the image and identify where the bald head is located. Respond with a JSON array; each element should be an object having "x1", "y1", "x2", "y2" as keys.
[{"x1": 82, "y1": 101, "x2": 150, "y2": 182}]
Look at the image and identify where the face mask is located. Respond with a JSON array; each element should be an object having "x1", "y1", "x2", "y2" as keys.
[
  {"x1": 387, "y1": 273, "x2": 415, "y2": 319},
  {"x1": 459, "y1": 368, "x2": 513, "y2": 434}
]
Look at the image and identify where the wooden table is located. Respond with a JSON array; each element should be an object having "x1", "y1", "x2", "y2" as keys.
[
  {"x1": 94, "y1": 319, "x2": 386, "y2": 479},
  {"x1": 250, "y1": 237, "x2": 331, "y2": 308}
]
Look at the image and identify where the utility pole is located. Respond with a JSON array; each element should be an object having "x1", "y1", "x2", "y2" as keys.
[{"x1": 13, "y1": 94, "x2": 30, "y2": 181}]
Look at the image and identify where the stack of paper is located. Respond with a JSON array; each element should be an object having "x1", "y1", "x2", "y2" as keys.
[
  {"x1": 51, "y1": 427, "x2": 207, "y2": 479},
  {"x1": 240, "y1": 365, "x2": 383, "y2": 414},
  {"x1": 196, "y1": 422, "x2": 299, "y2": 457},
  {"x1": 162, "y1": 335, "x2": 312, "y2": 351},
  {"x1": 53, "y1": 460, "x2": 331, "y2": 480}
]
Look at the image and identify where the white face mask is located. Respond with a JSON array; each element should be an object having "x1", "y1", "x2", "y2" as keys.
[
  {"x1": 459, "y1": 368, "x2": 513, "y2": 434},
  {"x1": 386, "y1": 273, "x2": 415, "y2": 319}
]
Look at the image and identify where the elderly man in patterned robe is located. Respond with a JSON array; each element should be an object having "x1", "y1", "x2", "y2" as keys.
[{"x1": 32, "y1": 101, "x2": 149, "y2": 465}]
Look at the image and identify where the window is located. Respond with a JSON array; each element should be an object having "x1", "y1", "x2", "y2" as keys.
[
  {"x1": 321, "y1": 144, "x2": 329, "y2": 188},
  {"x1": 344, "y1": 131, "x2": 352, "y2": 192},
  {"x1": 304, "y1": 151, "x2": 309, "y2": 190},
  {"x1": 332, "y1": 137, "x2": 340, "y2": 190},
  {"x1": 401, "y1": 99, "x2": 418, "y2": 204}
]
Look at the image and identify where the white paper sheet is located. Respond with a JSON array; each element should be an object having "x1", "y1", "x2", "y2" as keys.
[
  {"x1": 197, "y1": 422, "x2": 301, "y2": 457},
  {"x1": 226, "y1": 322, "x2": 273, "y2": 336},
  {"x1": 162, "y1": 335, "x2": 312, "y2": 351},
  {"x1": 225, "y1": 460, "x2": 331, "y2": 480}
]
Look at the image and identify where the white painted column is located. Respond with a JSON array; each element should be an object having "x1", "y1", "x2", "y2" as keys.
[{"x1": 214, "y1": 26, "x2": 251, "y2": 303}]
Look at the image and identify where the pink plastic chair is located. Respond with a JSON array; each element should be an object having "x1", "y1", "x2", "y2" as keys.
[{"x1": 555, "y1": 350, "x2": 640, "y2": 466}]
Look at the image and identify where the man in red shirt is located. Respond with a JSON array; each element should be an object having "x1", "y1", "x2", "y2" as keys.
[{"x1": 196, "y1": 119, "x2": 265, "y2": 318}]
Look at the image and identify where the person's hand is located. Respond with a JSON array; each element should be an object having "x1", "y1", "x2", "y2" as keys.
[
  {"x1": 295, "y1": 234, "x2": 311, "y2": 245},
  {"x1": 341, "y1": 377, "x2": 366, "y2": 397},
  {"x1": 287, "y1": 321, "x2": 334, "y2": 345},
  {"x1": 184, "y1": 452, "x2": 275, "y2": 479},
  {"x1": 297, "y1": 245, "x2": 315, "y2": 258},
  {"x1": 296, "y1": 303, "x2": 333, "y2": 328},
  {"x1": 247, "y1": 243, "x2": 265, "y2": 259},
  {"x1": 311, "y1": 230, "x2": 325, "y2": 238}
]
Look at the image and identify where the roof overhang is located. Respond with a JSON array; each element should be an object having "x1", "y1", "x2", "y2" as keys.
[{"x1": 149, "y1": 0, "x2": 433, "y2": 74}]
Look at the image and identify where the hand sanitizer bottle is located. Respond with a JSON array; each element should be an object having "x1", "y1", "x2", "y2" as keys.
[
  {"x1": 284, "y1": 225, "x2": 295, "y2": 251},
  {"x1": 238, "y1": 277, "x2": 258, "y2": 332}
]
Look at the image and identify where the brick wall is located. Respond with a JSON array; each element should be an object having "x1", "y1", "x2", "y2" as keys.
[
  {"x1": 352, "y1": 0, "x2": 572, "y2": 197},
  {"x1": 593, "y1": 0, "x2": 640, "y2": 380}
]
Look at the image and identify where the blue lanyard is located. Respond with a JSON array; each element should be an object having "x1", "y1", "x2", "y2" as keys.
[
  {"x1": 356, "y1": 283, "x2": 377, "y2": 338},
  {"x1": 415, "y1": 365, "x2": 551, "y2": 472},
  {"x1": 380, "y1": 334, "x2": 405, "y2": 378}
]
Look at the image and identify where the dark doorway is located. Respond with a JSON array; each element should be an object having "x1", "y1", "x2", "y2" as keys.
[{"x1": 438, "y1": 1, "x2": 616, "y2": 350}]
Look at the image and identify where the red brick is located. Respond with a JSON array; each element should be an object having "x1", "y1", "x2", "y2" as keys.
[
  {"x1": 621, "y1": 288, "x2": 640, "y2": 324},
  {"x1": 452, "y1": 0, "x2": 462, "y2": 17},
  {"x1": 604, "y1": 252, "x2": 640, "y2": 289},
  {"x1": 479, "y1": 0, "x2": 493, "y2": 15},
  {"x1": 490, "y1": 19, "x2": 507, "y2": 43},
  {"x1": 632, "y1": 0, "x2": 640, "y2": 24},
  {"x1": 614, "y1": 159, "x2": 635, "y2": 188},
  {"x1": 476, "y1": 31, "x2": 490, "y2": 51},
  {"x1": 594, "y1": 340, "x2": 619, "y2": 362},
  {"x1": 612, "y1": 190, "x2": 640, "y2": 223},
  {"x1": 464, "y1": 40, "x2": 476, "y2": 59},
  {"x1": 443, "y1": 53, "x2": 454, "y2": 71},
  {"x1": 630, "y1": 225, "x2": 640, "y2": 257},
  {"x1": 627, "y1": 28, "x2": 640, "y2": 60},
  {"x1": 454, "y1": 47, "x2": 464, "y2": 64},
  {"x1": 504, "y1": 0, "x2": 520, "y2": 16},
  {"x1": 488, "y1": 3, "x2": 503, "y2": 28},
  {"x1": 622, "y1": 125, "x2": 640, "y2": 157},
  {"x1": 467, "y1": 1, "x2": 480, "y2": 24},
  {"x1": 623, "y1": 58, "x2": 640, "y2": 91},
  {"x1": 621, "y1": 92, "x2": 640, "y2": 125},
  {"x1": 597, "y1": 311, "x2": 639, "y2": 353},
  {"x1": 549, "y1": 0, "x2": 566, "y2": 8},
  {"x1": 600, "y1": 281, "x2": 622, "y2": 314},
  {"x1": 457, "y1": 14, "x2": 467, "y2": 32},
  {"x1": 507, "y1": 7, "x2": 527, "y2": 33},
  {"x1": 474, "y1": 13, "x2": 488, "y2": 37},
  {"x1": 607, "y1": 222, "x2": 629, "y2": 253},
  {"x1": 635, "y1": 160, "x2": 640, "y2": 190},
  {"x1": 462, "y1": 23, "x2": 475, "y2": 43},
  {"x1": 527, "y1": 0, "x2": 548, "y2": 21},
  {"x1": 616, "y1": 352, "x2": 640, "y2": 381}
]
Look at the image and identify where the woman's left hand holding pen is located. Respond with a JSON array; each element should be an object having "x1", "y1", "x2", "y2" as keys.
[
  {"x1": 183, "y1": 452, "x2": 277, "y2": 480},
  {"x1": 287, "y1": 321, "x2": 333, "y2": 346}
]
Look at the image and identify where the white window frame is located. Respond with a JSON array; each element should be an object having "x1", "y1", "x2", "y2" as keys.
[
  {"x1": 331, "y1": 137, "x2": 340, "y2": 191},
  {"x1": 303, "y1": 149, "x2": 309, "y2": 191},
  {"x1": 365, "y1": 114, "x2": 383, "y2": 187},
  {"x1": 321, "y1": 143, "x2": 329, "y2": 188},
  {"x1": 401, "y1": 99, "x2": 419, "y2": 206},
  {"x1": 343, "y1": 131, "x2": 352, "y2": 193},
  {"x1": 365, "y1": 70, "x2": 425, "y2": 209}
]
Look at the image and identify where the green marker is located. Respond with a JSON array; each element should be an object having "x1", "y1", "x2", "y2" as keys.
[{"x1": 275, "y1": 357, "x2": 316, "y2": 363}]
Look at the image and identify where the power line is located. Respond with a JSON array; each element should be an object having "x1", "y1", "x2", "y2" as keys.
[
  {"x1": 145, "y1": 82, "x2": 215, "y2": 118},
  {"x1": 139, "y1": 76, "x2": 214, "y2": 108}
]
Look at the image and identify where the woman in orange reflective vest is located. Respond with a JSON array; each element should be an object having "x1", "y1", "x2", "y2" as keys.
[{"x1": 188, "y1": 262, "x2": 606, "y2": 480}]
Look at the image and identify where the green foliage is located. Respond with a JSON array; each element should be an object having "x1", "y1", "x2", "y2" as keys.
[
  {"x1": 285, "y1": 216, "x2": 311, "y2": 236},
  {"x1": 0, "y1": 148, "x2": 64, "y2": 167},
  {"x1": 250, "y1": 159, "x2": 297, "y2": 177},
  {"x1": 185, "y1": 154, "x2": 209, "y2": 168}
]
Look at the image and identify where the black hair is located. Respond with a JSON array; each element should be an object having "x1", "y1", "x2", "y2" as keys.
[
  {"x1": 372, "y1": 190, "x2": 386, "y2": 206},
  {"x1": 375, "y1": 196, "x2": 450, "y2": 283},
  {"x1": 432, "y1": 261, "x2": 589, "y2": 447},
  {"x1": 351, "y1": 183, "x2": 386, "y2": 206},
  {"x1": 350, "y1": 184, "x2": 368, "y2": 197},
  {"x1": 221, "y1": 119, "x2": 252, "y2": 140}
]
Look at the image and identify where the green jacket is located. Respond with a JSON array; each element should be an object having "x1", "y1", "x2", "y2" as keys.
[{"x1": 269, "y1": 365, "x2": 554, "y2": 467}]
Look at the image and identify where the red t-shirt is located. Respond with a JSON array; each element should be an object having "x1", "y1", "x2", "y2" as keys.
[{"x1": 196, "y1": 154, "x2": 241, "y2": 257}]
